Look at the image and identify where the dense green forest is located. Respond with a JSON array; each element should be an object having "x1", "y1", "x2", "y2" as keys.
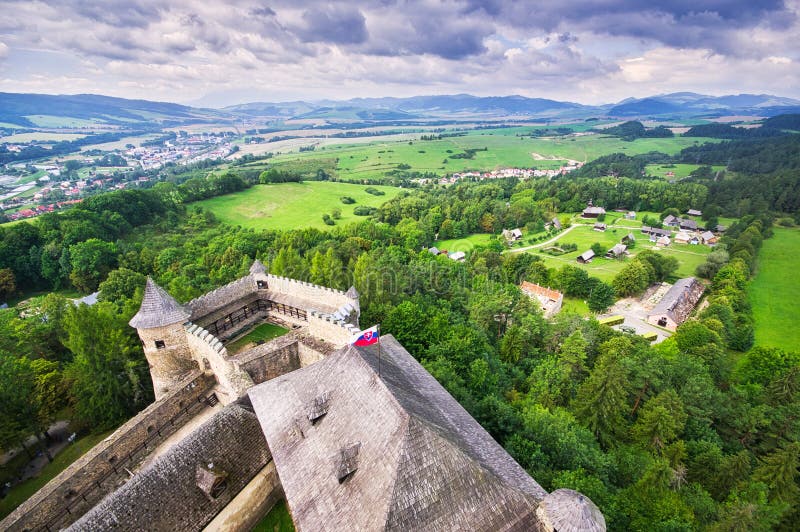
[{"x1": 1, "y1": 130, "x2": 800, "y2": 528}]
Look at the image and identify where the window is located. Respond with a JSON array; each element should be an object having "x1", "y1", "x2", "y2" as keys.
[
  {"x1": 155, "y1": 340, "x2": 166, "y2": 349},
  {"x1": 257, "y1": 280, "x2": 267, "y2": 289}
]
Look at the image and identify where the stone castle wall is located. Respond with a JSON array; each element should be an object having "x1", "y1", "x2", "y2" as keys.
[
  {"x1": 264, "y1": 274, "x2": 354, "y2": 313},
  {"x1": 308, "y1": 309, "x2": 360, "y2": 347},
  {"x1": 0, "y1": 372, "x2": 216, "y2": 532},
  {"x1": 185, "y1": 323, "x2": 253, "y2": 404},
  {"x1": 232, "y1": 334, "x2": 302, "y2": 385}
]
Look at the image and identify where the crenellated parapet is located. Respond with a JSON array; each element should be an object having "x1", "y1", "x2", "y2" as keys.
[
  {"x1": 187, "y1": 275, "x2": 259, "y2": 321},
  {"x1": 308, "y1": 309, "x2": 361, "y2": 347},
  {"x1": 184, "y1": 322, "x2": 252, "y2": 403}
]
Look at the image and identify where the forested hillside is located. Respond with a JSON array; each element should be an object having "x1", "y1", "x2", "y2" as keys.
[{"x1": 1, "y1": 163, "x2": 798, "y2": 528}]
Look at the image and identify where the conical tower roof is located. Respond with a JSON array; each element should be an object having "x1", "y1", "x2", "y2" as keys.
[
  {"x1": 249, "y1": 259, "x2": 267, "y2": 275},
  {"x1": 129, "y1": 278, "x2": 190, "y2": 329},
  {"x1": 537, "y1": 488, "x2": 606, "y2": 532},
  {"x1": 345, "y1": 286, "x2": 359, "y2": 299}
]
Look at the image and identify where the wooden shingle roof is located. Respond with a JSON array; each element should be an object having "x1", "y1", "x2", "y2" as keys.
[
  {"x1": 249, "y1": 335, "x2": 549, "y2": 531},
  {"x1": 129, "y1": 277, "x2": 190, "y2": 329}
]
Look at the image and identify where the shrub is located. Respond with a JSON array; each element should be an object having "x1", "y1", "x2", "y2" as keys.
[
  {"x1": 353, "y1": 206, "x2": 377, "y2": 216},
  {"x1": 340, "y1": 196, "x2": 356, "y2": 204},
  {"x1": 365, "y1": 187, "x2": 385, "y2": 196}
]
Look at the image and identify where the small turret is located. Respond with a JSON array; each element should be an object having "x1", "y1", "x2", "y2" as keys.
[
  {"x1": 536, "y1": 489, "x2": 606, "y2": 532},
  {"x1": 250, "y1": 259, "x2": 269, "y2": 290},
  {"x1": 130, "y1": 278, "x2": 196, "y2": 400}
]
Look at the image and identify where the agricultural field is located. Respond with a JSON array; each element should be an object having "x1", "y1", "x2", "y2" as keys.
[
  {"x1": 1, "y1": 132, "x2": 88, "y2": 143},
  {"x1": 22, "y1": 115, "x2": 102, "y2": 128},
  {"x1": 197, "y1": 181, "x2": 402, "y2": 231},
  {"x1": 252, "y1": 130, "x2": 719, "y2": 183},
  {"x1": 749, "y1": 227, "x2": 800, "y2": 351}
]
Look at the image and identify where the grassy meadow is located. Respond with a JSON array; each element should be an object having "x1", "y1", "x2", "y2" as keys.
[
  {"x1": 645, "y1": 163, "x2": 726, "y2": 179},
  {"x1": 197, "y1": 181, "x2": 401, "y2": 231},
  {"x1": 248, "y1": 130, "x2": 719, "y2": 183},
  {"x1": 524, "y1": 224, "x2": 713, "y2": 282},
  {"x1": 435, "y1": 233, "x2": 495, "y2": 252},
  {"x1": 749, "y1": 227, "x2": 800, "y2": 351}
]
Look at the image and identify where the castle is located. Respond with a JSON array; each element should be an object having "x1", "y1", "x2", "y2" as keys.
[{"x1": 1, "y1": 261, "x2": 605, "y2": 532}]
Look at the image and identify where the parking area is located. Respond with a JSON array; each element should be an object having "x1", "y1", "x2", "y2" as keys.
[{"x1": 602, "y1": 294, "x2": 672, "y2": 344}]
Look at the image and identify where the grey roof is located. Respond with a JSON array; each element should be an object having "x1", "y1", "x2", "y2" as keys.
[
  {"x1": 552, "y1": 218, "x2": 562, "y2": 229},
  {"x1": 649, "y1": 277, "x2": 704, "y2": 324},
  {"x1": 67, "y1": 403, "x2": 271, "y2": 531},
  {"x1": 663, "y1": 215, "x2": 678, "y2": 225},
  {"x1": 578, "y1": 249, "x2": 595, "y2": 262},
  {"x1": 686, "y1": 209, "x2": 702, "y2": 216},
  {"x1": 129, "y1": 278, "x2": 190, "y2": 329},
  {"x1": 537, "y1": 489, "x2": 606, "y2": 532},
  {"x1": 606, "y1": 244, "x2": 627, "y2": 257},
  {"x1": 249, "y1": 259, "x2": 267, "y2": 274},
  {"x1": 345, "y1": 286, "x2": 359, "y2": 299},
  {"x1": 701, "y1": 231, "x2": 716, "y2": 241},
  {"x1": 582, "y1": 206, "x2": 605, "y2": 214},
  {"x1": 428, "y1": 246, "x2": 440, "y2": 255},
  {"x1": 679, "y1": 219, "x2": 698, "y2": 230},
  {"x1": 249, "y1": 335, "x2": 548, "y2": 531}
]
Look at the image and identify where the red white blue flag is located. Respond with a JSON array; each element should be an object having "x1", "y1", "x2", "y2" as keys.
[{"x1": 350, "y1": 325, "x2": 379, "y2": 346}]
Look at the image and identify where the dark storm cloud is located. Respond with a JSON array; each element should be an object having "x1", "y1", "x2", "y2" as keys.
[{"x1": 294, "y1": 5, "x2": 369, "y2": 44}]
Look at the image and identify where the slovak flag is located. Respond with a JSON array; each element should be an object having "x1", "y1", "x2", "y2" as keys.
[{"x1": 350, "y1": 325, "x2": 380, "y2": 346}]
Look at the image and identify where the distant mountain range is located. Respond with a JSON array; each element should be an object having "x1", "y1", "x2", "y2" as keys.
[{"x1": 2, "y1": 91, "x2": 799, "y2": 129}]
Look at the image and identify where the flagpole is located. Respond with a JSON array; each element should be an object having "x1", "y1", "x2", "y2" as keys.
[{"x1": 377, "y1": 324, "x2": 382, "y2": 379}]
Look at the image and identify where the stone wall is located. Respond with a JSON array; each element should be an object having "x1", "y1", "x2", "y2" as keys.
[
  {"x1": 233, "y1": 334, "x2": 301, "y2": 385},
  {"x1": 185, "y1": 323, "x2": 253, "y2": 404},
  {"x1": 264, "y1": 274, "x2": 353, "y2": 313},
  {"x1": 0, "y1": 372, "x2": 216, "y2": 532},
  {"x1": 187, "y1": 275, "x2": 259, "y2": 321},
  {"x1": 308, "y1": 309, "x2": 360, "y2": 347},
  {"x1": 201, "y1": 463, "x2": 284, "y2": 532}
]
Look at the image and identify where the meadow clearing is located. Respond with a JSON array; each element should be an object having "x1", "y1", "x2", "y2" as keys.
[
  {"x1": 197, "y1": 181, "x2": 402, "y2": 231},
  {"x1": 749, "y1": 227, "x2": 800, "y2": 351},
  {"x1": 240, "y1": 128, "x2": 719, "y2": 183}
]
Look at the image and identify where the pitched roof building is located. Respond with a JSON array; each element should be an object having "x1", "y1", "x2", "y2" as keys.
[
  {"x1": 250, "y1": 336, "x2": 598, "y2": 531},
  {"x1": 577, "y1": 249, "x2": 595, "y2": 263},
  {"x1": 520, "y1": 281, "x2": 564, "y2": 318},
  {"x1": 647, "y1": 277, "x2": 705, "y2": 331}
]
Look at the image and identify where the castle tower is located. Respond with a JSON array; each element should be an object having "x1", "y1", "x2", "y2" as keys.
[
  {"x1": 129, "y1": 278, "x2": 196, "y2": 400},
  {"x1": 249, "y1": 258, "x2": 269, "y2": 289},
  {"x1": 345, "y1": 285, "x2": 360, "y2": 325}
]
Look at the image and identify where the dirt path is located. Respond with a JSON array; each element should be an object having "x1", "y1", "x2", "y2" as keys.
[{"x1": 510, "y1": 225, "x2": 578, "y2": 253}]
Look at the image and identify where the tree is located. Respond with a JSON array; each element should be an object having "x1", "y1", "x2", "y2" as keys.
[
  {"x1": 68, "y1": 238, "x2": 118, "y2": 292},
  {"x1": 613, "y1": 261, "x2": 650, "y2": 297},
  {"x1": 753, "y1": 442, "x2": 800, "y2": 503},
  {"x1": 0, "y1": 268, "x2": 15, "y2": 301},
  {"x1": 63, "y1": 302, "x2": 153, "y2": 430},
  {"x1": 573, "y1": 351, "x2": 630, "y2": 446},
  {"x1": 587, "y1": 280, "x2": 616, "y2": 313},
  {"x1": 98, "y1": 268, "x2": 146, "y2": 305},
  {"x1": 632, "y1": 390, "x2": 687, "y2": 452}
]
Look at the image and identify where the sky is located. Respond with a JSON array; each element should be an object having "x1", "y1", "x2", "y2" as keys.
[{"x1": 0, "y1": 0, "x2": 799, "y2": 108}]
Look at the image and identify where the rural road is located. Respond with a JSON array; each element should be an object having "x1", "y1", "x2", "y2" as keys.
[{"x1": 510, "y1": 224, "x2": 578, "y2": 253}]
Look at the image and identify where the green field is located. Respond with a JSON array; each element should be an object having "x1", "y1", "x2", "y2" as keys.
[
  {"x1": 524, "y1": 225, "x2": 712, "y2": 282},
  {"x1": 226, "y1": 323, "x2": 289, "y2": 354},
  {"x1": 645, "y1": 163, "x2": 726, "y2": 180},
  {"x1": 257, "y1": 131, "x2": 718, "y2": 182},
  {"x1": 749, "y1": 227, "x2": 800, "y2": 351},
  {"x1": 0, "y1": 132, "x2": 87, "y2": 143},
  {"x1": 197, "y1": 181, "x2": 402, "y2": 231},
  {"x1": 23, "y1": 115, "x2": 101, "y2": 128}
]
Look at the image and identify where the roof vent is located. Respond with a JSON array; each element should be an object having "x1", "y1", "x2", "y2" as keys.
[
  {"x1": 307, "y1": 392, "x2": 330, "y2": 424},
  {"x1": 336, "y1": 442, "x2": 361, "y2": 483},
  {"x1": 196, "y1": 462, "x2": 229, "y2": 500}
]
